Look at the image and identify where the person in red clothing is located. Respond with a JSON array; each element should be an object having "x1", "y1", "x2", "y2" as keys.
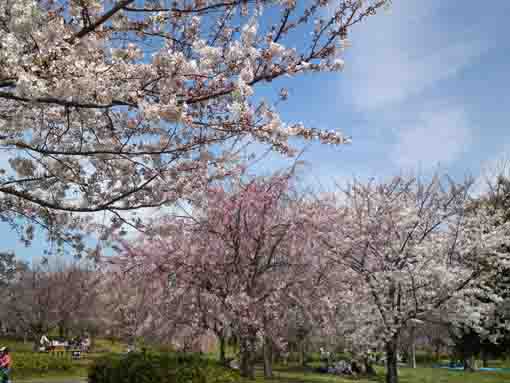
[{"x1": 0, "y1": 347, "x2": 11, "y2": 383}]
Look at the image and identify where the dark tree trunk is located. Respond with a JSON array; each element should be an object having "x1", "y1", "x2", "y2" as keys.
[
  {"x1": 263, "y1": 336, "x2": 273, "y2": 378},
  {"x1": 481, "y1": 349, "x2": 489, "y2": 368},
  {"x1": 385, "y1": 336, "x2": 399, "y2": 383},
  {"x1": 90, "y1": 334, "x2": 96, "y2": 351},
  {"x1": 240, "y1": 336, "x2": 255, "y2": 379},
  {"x1": 300, "y1": 346, "x2": 305, "y2": 367},
  {"x1": 463, "y1": 354, "x2": 475, "y2": 371},
  {"x1": 219, "y1": 334, "x2": 226, "y2": 365},
  {"x1": 33, "y1": 332, "x2": 43, "y2": 352},
  {"x1": 297, "y1": 339, "x2": 304, "y2": 367},
  {"x1": 364, "y1": 357, "x2": 376, "y2": 376}
]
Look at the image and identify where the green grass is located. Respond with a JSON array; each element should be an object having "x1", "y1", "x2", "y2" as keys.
[
  {"x1": 259, "y1": 366, "x2": 376, "y2": 383},
  {"x1": 254, "y1": 365, "x2": 510, "y2": 383},
  {"x1": 393, "y1": 367, "x2": 510, "y2": 383},
  {"x1": 207, "y1": 344, "x2": 238, "y2": 362},
  {"x1": 92, "y1": 338, "x2": 127, "y2": 354},
  {"x1": 14, "y1": 364, "x2": 510, "y2": 383},
  {"x1": 0, "y1": 339, "x2": 34, "y2": 352},
  {"x1": 3, "y1": 337, "x2": 509, "y2": 383},
  {"x1": 0, "y1": 337, "x2": 127, "y2": 381}
]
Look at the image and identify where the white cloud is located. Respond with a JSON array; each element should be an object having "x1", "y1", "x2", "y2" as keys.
[
  {"x1": 349, "y1": 41, "x2": 483, "y2": 111},
  {"x1": 391, "y1": 106, "x2": 472, "y2": 169},
  {"x1": 329, "y1": 0, "x2": 487, "y2": 172},
  {"x1": 343, "y1": 0, "x2": 486, "y2": 111}
]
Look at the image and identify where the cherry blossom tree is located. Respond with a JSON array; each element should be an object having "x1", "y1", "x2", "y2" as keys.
[
  {"x1": 0, "y1": 0, "x2": 388, "y2": 253},
  {"x1": 100, "y1": 267, "x2": 167, "y2": 346},
  {"x1": 325, "y1": 268, "x2": 381, "y2": 373},
  {"x1": 113, "y1": 171, "x2": 330, "y2": 378},
  {"x1": 0, "y1": 251, "x2": 25, "y2": 287},
  {"x1": 446, "y1": 172, "x2": 510, "y2": 369},
  {"x1": 318, "y1": 176, "x2": 510, "y2": 383},
  {"x1": 4, "y1": 257, "x2": 100, "y2": 347},
  {"x1": 278, "y1": 267, "x2": 336, "y2": 368},
  {"x1": 0, "y1": 252, "x2": 27, "y2": 334},
  {"x1": 196, "y1": 174, "x2": 328, "y2": 378}
]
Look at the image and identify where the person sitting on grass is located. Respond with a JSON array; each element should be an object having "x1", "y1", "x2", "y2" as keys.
[
  {"x1": 0, "y1": 347, "x2": 12, "y2": 383},
  {"x1": 81, "y1": 336, "x2": 91, "y2": 352},
  {"x1": 39, "y1": 334, "x2": 51, "y2": 352}
]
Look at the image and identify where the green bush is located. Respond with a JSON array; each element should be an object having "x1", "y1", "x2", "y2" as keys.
[
  {"x1": 415, "y1": 351, "x2": 449, "y2": 365},
  {"x1": 88, "y1": 352, "x2": 240, "y2": 383},
  {"x1": 11, "y1": 351, "x2": 75, "y2": 378},
  {"x1": 306, "y1": 352, "x2": 321, "y2": 363},
  {"x1": 335, "y1": 352, "x2": 352, "y2": 362},
  {"x1": 152, "y1": 344, "x2": 176, "y2": 354}
]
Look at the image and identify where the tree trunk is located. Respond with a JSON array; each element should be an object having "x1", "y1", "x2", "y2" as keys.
[
  {"x1": 219, "y1": 334, "x2": 226, "y2": 365},
  {"x1": 263, "y1": 336, "x2": 273, "y2": 378},
  {"x1": 385, "y1": 337, "x2": 399, "y2": 383},
  {"x1": 364, "y1": 356, "x2": 376, "y2": 376},
  {"x1": 90, "y1": 333, "x2": 96, "y2": 351},
  {"x1": 297, "y1": 340, "x2": 303, "y2": 366},
  {"x1": 409, "y1": 326, "x2": 416, "y2": 369},
  {"x1": 240, "y1": 337, "x2": 255, "y2": 379},
  {"x1": 33, "y1": 334, "x2": 43, "y2": 352},
  {"x1": 300, "y1": 345, "x2": 306, "y2": 367},
  {"x1": 463, "y1": 354, "x2": 475, "y2": 371},
  {"x1": 481, "y1": 349, "x2": 488, "y2": 368}
]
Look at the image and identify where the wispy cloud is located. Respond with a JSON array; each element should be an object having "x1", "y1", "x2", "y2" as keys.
[
  {"x1": 343, "y1": 0, "x2": 486, "y2": 111},
  {"x1": 348, "y1": 41, "x2": 484, "y2": 111},
  {"x1": 328, "y1": 0, "x2": 491, "y2": 171},
  {"x1": 391, "y1": 105, "x2": 472, "y2": 169}
]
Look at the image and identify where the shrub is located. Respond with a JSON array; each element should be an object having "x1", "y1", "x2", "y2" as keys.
[
  {"x1": 11, "y1": 351, "x2": 75, "y2": 378},
  {"x1": 152, "y1": 344, "x2": 176, "y2": 354},
  {"x1": 88, "y1": 352, "x2": 240, "y2": 383},
  {"x1": 335, "y1": 352, "x2": 352, "y2": 362},
  {"x1": 306, "y1": 352, "x2": 321, "y2": 363},
  {"x1": 415, "y1": 351, "x2": 449, "y2": 365},
  {"x1": 305, "y1": 351, "x2": 352, "y2": 364}
]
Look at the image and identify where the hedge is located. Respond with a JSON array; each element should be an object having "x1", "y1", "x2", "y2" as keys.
[
  {"x1": 88, "y1": 352, "x2": 240, "y2": 383},
  {"x1": 11, "y1": 351, "x2": 75, "y2": 378}
]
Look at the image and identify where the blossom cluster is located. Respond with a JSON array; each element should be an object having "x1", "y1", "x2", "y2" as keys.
[{"x1": 0, "y1": 0, "x2": 389, "y2": 251}]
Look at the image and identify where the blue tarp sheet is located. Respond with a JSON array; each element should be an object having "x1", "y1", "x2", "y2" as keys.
[{"x1": 432, "y1": 365, "x2": 510, "y2": 372}]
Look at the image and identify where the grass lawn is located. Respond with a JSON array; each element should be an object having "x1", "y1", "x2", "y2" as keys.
[
  {"x1": 2, "y1": 337, "x2": 509, "y2": 383},
  {"x1": 255, "y1": 365, "x2": 510, "y2": 383},
  {"x1": 9, "y1": 364, "x2": 510, "y2": 383},
  {"x1": 0, "y1": 337, "x2": 126, "y2": 381}
]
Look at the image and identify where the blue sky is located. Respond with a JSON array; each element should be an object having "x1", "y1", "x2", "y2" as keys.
[
  {"x1": 3, "y1": 0, "x2": 510, "y2": 260},
  {"x1": 252, "y1": 0, "x2": 510, "y2": 185}
]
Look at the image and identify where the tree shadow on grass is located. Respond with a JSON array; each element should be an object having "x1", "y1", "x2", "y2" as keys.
[{"x1": 263, "y1": 365, "x2": 382, "y2": 383}]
